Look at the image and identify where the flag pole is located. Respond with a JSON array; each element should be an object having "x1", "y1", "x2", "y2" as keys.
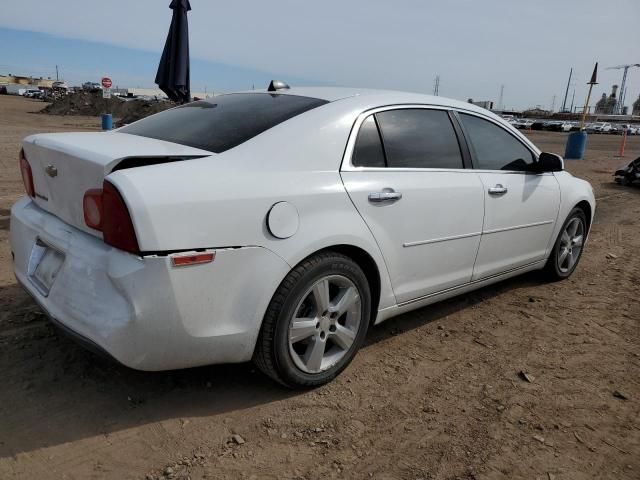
[
  {"x1": 580, "y1": 62, "x2": 598, "y2": 131},
  {"x1": 565, "y1": 62, "x2": 598, "y2": 160}
]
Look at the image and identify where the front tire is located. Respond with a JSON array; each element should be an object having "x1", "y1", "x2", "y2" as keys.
[
  {"x1": 253, "y1": 251, "x2": 371, "y2": 388},
  {"x1": 544, "y1": 208, "x2": 587, "y2": 280}
]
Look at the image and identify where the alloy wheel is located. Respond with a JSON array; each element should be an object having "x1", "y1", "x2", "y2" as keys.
[
  {"x1": 557, "y1": 217, "x2": 585, "y2": 273},
  {"x1": 288, "y1": 275, "x2": 362, "y2": 373}
]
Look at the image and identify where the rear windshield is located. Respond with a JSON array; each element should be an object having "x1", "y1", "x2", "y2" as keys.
[{"x1": 120, "y1": 93, "x2": 329, "y2": 153}]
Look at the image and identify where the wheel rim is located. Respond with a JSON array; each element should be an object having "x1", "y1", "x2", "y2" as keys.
[
  {"x1": 557, "y1": 217, "x2": 585, "y2": 273},
  {"x1": 288, "y1": 275, "x2": 362, "y2": 374}
]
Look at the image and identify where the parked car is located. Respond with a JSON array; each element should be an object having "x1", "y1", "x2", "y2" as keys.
[
  {"x1": 542, "y1": 121, "x2": 573, "y2": 132},
  {"x1": 10, "y1": 87, "x2": 595, "y2": 387},
  {"x1": 611, "y1": 124, "x2": 638, "y2": 135},
  {"x1": 586, "y1": 122, "x2": 612, "y2": 133},
  {"x1": 530, "y1": 120, "x2": 547, "y2": 130},
  {"x1": 23, "y1": 89, "x2": 41, "y2": 98},
  {"x1": 560, "y1": 121, "x2": 574, "y2": 132},
  {"x1": 543, "y1": 121, "x2": 566, "y2": 132},
  {"x1": 82, "y1": 82, "x2": 103, "y2": 92},
  {"x1": 514, "y1": 119, "x2": 534, "y2": 130},
  {"x1": 52, "y1": 81, "x2": 69, "y2": 91}
]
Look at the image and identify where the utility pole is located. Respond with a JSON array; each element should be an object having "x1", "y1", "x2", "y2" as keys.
[
  {"x1": 561, "y1": 67, "x2": 573, "y2": 112},
  {"x1": 498, "y1": 84, "x2": 504, "y2": 110},
  {"x1": 55, "y1": 65, "x2": 59, "y2": 81},
  {"x1": 551, "y1": 95, "x2": 556, "y2": 112},
  {"x1": 433, "y1": 75, "x2": 440, "y2": 96}
]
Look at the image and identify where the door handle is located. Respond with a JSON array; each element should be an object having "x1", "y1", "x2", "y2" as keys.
[
  {"x1": 368, "y1": 189, "x2": 402, "y2": 203},
  {"x1": 488, "y1": 184, "x2": 508, "y2": 195}
]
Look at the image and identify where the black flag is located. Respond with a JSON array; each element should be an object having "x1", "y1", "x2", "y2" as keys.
[
  {"x1": 588, "y1": 62, "x2": 598, "y2": 85},
  {"x1": 155, "y1": 0, "x2": 191, "y2": 103}
]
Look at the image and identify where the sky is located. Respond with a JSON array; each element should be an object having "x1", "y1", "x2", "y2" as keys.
[{"x1": 1, "y1": 0, "x2": 639, "y2": 110}]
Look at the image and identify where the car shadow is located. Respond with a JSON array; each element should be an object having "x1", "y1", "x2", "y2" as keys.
[
  {"x1": 0, "y1": 271, "x2": 545, "y2": 458},
  {"x1": 365, "y1": 270, "x2": 544, "y2": 345},
  {"x1": 613, "y1": 183, "x2": 640, "y2": 193}
]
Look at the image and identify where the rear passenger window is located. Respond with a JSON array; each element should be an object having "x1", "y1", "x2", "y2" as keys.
[
  {"x1": 375, "y1": 109, "x2": 464, "y2": 169},
  {"x1": 352, "y1": 116, "x2": 386, "y2": 168},
  {"x1": 458, "y1": 113, "x2": 535, "y2": 171}
]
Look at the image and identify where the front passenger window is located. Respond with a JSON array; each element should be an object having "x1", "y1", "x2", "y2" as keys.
[{"x1": 459, "y1": 113, "x2": 535, "y2": 171}]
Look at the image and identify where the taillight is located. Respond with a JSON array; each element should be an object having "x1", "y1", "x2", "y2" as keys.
[
  {"x1": 19, "y1": 149, "x2": 35, "y2": 197},
  {"x1": 102, "y1": 181, "x2": 140, "y2": 254},
  {"x1": 83, "y1": 181, "x2": 140, "y2": 254}
]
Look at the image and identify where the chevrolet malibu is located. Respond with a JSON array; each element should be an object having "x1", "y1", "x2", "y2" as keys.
[{"x1": 10, "y1": 86, "x2": 595, "y2": 387}]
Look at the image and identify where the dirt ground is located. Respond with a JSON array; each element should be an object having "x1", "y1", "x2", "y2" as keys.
[{"x1": 0, "y1": 94, "x2": 638, "y2": 480}]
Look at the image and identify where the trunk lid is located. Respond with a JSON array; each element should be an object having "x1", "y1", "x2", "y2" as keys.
[{"x1": 22, "y1": 131, "x2": 211, "y2": 237}]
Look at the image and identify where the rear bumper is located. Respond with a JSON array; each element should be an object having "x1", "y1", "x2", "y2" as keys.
[{"x1": 10, "y1": 198, "x2": 291, "y2": 370}]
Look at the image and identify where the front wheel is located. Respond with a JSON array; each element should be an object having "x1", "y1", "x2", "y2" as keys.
[
  {"x1": 544, "y1": 208, "x2": 587, "y2": 279},
  {"x1": 253, "y1": 252, "x2": 371, "y2": 388}
]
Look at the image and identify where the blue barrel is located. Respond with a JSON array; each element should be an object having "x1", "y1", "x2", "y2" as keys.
[
  {"x1": 564, "y1": 131, "x2": 587, "y2": 160},
  {"x1": 101, "y1": 113, "x2": 113, "y2": 131}
]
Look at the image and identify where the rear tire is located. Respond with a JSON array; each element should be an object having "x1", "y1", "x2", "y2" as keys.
[
  {"x1": 544, "y1": 208, "x2": 587, "y2": 280},
  {"x1": 253, "y1": 251, "x2": 371, "y2": 388}
]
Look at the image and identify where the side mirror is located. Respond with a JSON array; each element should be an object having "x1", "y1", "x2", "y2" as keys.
[{"x1": 536, "y1": 152, "x2": 564, "y2": 172}]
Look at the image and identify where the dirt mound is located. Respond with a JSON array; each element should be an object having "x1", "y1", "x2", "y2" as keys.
[
  {"x1": 116, "y1": 100, "x2": 172, "y2": 126},
  {"x1": 42, "y1": 91, "x2": 173, "y2": 125}
]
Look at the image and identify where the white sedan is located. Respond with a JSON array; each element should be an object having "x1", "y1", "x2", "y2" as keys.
[{"x1": 10, "y1": 85, "x2": 595, "y2": 387}]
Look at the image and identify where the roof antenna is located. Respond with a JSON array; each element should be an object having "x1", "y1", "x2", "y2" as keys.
[{"x1": 267, "y1": 80, "x2": 290, "y2": 92}]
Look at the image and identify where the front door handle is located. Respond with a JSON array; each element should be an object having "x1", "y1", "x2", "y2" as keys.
[
  {"x1": 488, "y1": 184, "x2": 508, "y2": 195},
  {"x1": 368, "y1": 189, "x2": 402, "y2": 203}
]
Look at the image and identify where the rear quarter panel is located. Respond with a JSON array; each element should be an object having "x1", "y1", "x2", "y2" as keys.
[{"x1": 108, "y1": 101, "x2": 397, "y2": 310}]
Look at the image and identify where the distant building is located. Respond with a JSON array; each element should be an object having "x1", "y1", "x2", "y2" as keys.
[
  {"x1": 633, "y1": 94, "x2": 640, "y2": 116},
  {"x1": 0, "y1": 74, "x2": 54, "y2": 88},
  {"x1": 523, "y1": 107, "x2": 551, "y2": 117},
  {"x1": 595, "y1": 85, "x2": 618, "y2": 114}
]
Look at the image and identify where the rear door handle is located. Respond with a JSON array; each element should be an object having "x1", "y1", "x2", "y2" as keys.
[
  {"x1": 488, "y1": 184, "x2": 508, "y2": 195},
  {"x1": 368, "y1": 189, "x2": 402, "y2": 203}
]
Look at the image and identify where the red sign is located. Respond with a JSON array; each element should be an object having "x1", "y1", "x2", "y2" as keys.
[{"x1": 101, "y1": 77, "x2": 112, "y2": 89}]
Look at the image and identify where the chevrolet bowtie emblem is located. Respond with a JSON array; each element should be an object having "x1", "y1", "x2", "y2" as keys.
[{"x1": 45, "y1": 164, "x2": 58, "y2": 177}]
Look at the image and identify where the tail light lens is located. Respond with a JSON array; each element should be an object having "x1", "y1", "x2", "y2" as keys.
[
  {"x1": 83, "y1": 189, "x2": 103, "y2": 229},
  {"x1": 83, "y1": 181, "x2": 140, "y2": 254},
  {"x1": 19, "y1": 149, "x2": 35, "y2": 197},
  {"x1": 102, "y1": 181, "x2": 140, "y2": 253}
]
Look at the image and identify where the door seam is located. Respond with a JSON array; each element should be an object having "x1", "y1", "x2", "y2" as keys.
[
  {"x1": 337, "y1": 171, "x2": 398, "y2": 305},
  {"x1": 470, "y1": 173, "x2": 486, "y2": 278}
]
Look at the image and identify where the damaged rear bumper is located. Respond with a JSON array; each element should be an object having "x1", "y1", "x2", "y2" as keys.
[{"x1": 10, "y1": 198, "x2": 291, "y2": 371}]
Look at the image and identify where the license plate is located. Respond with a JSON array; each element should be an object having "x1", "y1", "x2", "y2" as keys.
[{"x1": 28, "y1": 240, "x2": 65, "y2": 296}]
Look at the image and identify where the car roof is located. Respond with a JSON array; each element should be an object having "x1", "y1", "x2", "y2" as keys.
[{"x1": 210, "y1": 86, "x2": 498, "y2": 118}]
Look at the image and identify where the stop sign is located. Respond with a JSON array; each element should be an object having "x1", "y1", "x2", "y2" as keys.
[{"x1": 101, "y1": 77, "x2": 112, "y2": 89}]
